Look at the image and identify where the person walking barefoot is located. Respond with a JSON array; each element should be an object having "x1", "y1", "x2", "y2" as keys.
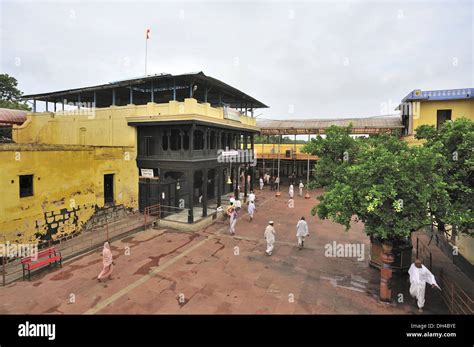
[
  {"x1": 97, "y1": 242, "x2": 114, "y2": 282},
  {"x1": 264, "y1": 221, "x2": 276, "y2": 256}
]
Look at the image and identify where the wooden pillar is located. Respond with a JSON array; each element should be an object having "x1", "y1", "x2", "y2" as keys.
[
  {"x1": 250, "y1": 134, "x2": 255, "y2": 191},
  {"x1": 217, "y1": 167, "x2": 222, "y2": 207},
  {"x1": 173, "y1": 79, "x2": 176, "y2": 100},
  {"x1": 202, "y1": 169, "x2": 208, "y2": 217},
  {"x1": 190, "y1": 123, "x2": 195, "y2": 150},
  {"x1": 151, "y1": 81, "x2": 154, "y2": 103},
  {"x1": 234, "y1": 166, "x2": 239, "y2": 199},
  {"x1": 188, "y1": 169, "x2": 194, "y2": 223}
]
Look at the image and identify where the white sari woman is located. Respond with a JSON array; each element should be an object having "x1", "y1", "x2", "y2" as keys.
[{"x1": 97, "y1": 242, "x2": 114, "y2": 281}]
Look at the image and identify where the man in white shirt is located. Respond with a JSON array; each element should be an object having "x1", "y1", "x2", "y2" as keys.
[
  {"x1": 247, "y1": 201, "x2": 256, "y2": 222},
  {"x1": 289, "y1": 184, "x2": 294, "y2": 198},
  {"x1": 234, "y1": 199, "x2": 242, "y2": 211},
  {"x1": 408, "y1": 259, "x2": 440, "y2": 312},
  {"x1": 248, "y1": 190, "x2": 256, "y2": 204},
  {"x1": 298, "y1": 181, "x2": 304, "y2": 197},
  {"x1": 264, "y1": 221, "x2": 276, "y2": 256},
  {"x1": 259, "y1": 177, "x2": 264, "y2": 190},
  {"x1": 296, "y1": 216, "x2": 309, "y2": 249}
]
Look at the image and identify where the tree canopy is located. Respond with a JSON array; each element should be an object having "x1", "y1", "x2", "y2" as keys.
[
  {"x1": 415, "y1": 118, "x2": 474, "y2": 235},
  {"x1": 303, "y1": 123, "x2": 471, "y2": 241},
  {"x1": 0, "y1": 74, "x2": 30, "y2": 111}
]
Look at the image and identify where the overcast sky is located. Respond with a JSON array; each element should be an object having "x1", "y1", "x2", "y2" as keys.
[{"x1": 1, "y1": 0, "x2": 472, "y2": 119}]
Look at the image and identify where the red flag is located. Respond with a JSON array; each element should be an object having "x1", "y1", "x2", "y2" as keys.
[{"x1": 146, "y1": 29, "x2": 150, "y2": 39}]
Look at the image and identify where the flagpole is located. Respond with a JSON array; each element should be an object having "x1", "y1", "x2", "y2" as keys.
[{"x1": 145, "y1": 35, "x2": 148, "y2": 76}]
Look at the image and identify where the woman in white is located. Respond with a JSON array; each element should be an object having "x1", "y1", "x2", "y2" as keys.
[
  {"x1": 264, "y1": 221, "x2": 276, "y2": 256},
  {"x1": 298, "y1": 181, "x2": 304, "y2": 197},
  {"x1": 229, "y1": 207, "x2": 238, "y2": 235},
  {"x1": 248, "y1": 190, "x2": 256, "y2": 204},
  {"x1": 408, "y1": 259, "x2": 440, "y2": 312},
  {"x1": 247, "y1": 201, "x2": 256, "y2": 221},
  {"x1": 289, "y1": 184, "x2": 294, "y2": 198},
  {"x1": 259, "y1": 177, "x2": 264, "y2": 190},
  {"x1": 296, "y1": 217, "x2": 309, "y2": 249}
]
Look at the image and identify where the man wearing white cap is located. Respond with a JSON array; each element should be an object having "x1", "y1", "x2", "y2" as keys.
[
  {"x1": 264, "y1": 221, "x2": 276, "y2": 256},
  {"x1": 408, "y1": 259, "x2": 440, "y2": 312},
  {"x1": 296, "y1": 216, "x2": 309, "y2": 249}
]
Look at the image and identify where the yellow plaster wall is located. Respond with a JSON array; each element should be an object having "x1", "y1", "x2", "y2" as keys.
[
  {"x1": 0, "y1": 144, "x2": 138, "y2": 243},
  {"x1": 12, "y1": 99, "x2": 257, "y2": 146},
  {"x1": 404, "y1": 99, "x2": 474, "y2": 144}
]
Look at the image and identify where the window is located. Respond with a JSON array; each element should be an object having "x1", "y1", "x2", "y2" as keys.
[
  {"x1": 19, "y1": 175, "x2": 33, "y2": 198},
  {"x1": 145, "y1": 136, "x2": 154, "y2": 156},
  {"x1": 437, "y1": 110, "x2": 452, "y2": 130},
  {"x1": 162, "y1": 132, "x2": 169, "y2": 151},
  {"x1": 221, "y1": 133, "x2": 226, "y2": 148},
  {"x1": 210, "y1": 131, "x2": 216, "y2": 149},
  {"x1": 170, "y1": 129, "x2": 181, "y2": 150},
  {"x1": 193, "y1": 130, "x2": 204, "y2": 150},
  {"x1": 183, "y1": 131, "x2": 189, "y2": 150}
]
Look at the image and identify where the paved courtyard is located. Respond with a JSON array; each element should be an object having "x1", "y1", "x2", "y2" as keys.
[{"x1": 0, "y1": 188, "x2": 448, "y2": 314}]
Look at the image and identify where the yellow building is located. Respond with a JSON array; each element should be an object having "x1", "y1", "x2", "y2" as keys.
[
  {"x1": 0, "y1": 143, "x2": 137, "y2": 243},
  {"x1": 399, "y1": 87, "x2": 474, "y2": 265},
  {"x1": 1, "y1": 72, "x2": 265, "y2": 242},
  {"x1": 399, "y1": 88, "x2": 474, "y2": 143}
]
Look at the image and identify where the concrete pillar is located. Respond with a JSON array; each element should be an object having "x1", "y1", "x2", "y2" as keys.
[
  {"x1": 217, "y1": 167, "x2": 222, "y2": 207},
  {"x1": 188, "y1": 169, "x2": 194, "y2": 223},
  {"x1": 202, "y1": 169, "x2": 208, "y2": 217}
]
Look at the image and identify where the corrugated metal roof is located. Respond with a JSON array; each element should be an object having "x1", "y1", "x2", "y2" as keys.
[
  {"x1": 401, "y1": 88, "x2": 473, "y2": 103},
  {"x1": 257, "y1": 116, "x2": 403, "y2": 135},
  {"x1": 21, "y1": 72, "x2": 268, "y2": 109},
  {"x1": 0, "y1": 108, "x2": 28, "y2": 126}
]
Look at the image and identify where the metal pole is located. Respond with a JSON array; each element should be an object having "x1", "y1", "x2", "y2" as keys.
[
  {"x1": 2, "y1": 236, "x2": 6, "y2": 286},
  {"x1": 294, "y1": 134, "x2": 297, "y2": 178},
  {"x1": 277, "y1": 135, "x2": 281, "y2": 193},
  {"x1": 2, "y1": 254, "x2": 5, "y2": 286},
  {"x1": 306, "y1": 134, "x2": 310, "y2": 197},
  {"x1": 145, "y1": 34, "x2": 148, "y2": 76}
]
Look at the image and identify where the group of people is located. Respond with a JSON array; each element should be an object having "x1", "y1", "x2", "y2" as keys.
[
  {"x1": 95, "y1": 187, "x2": 440, "y2": 314},
  {"x1": 226, "y1": 189, "x2": 310, "y2": 256},
  {"x1": 263, "y1": 216, "x2": 309, "y2": 256},
  {"x1": 259, "y1": 174, "x2": 280, "y2": 191},
  {"x1": 288, "y1": 181, "x2": 305, "y2": 198}
]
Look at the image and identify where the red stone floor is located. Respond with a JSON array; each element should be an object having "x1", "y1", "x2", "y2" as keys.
[{"x1": 0, "y1": 188, "x2": 448, "y2": 314}]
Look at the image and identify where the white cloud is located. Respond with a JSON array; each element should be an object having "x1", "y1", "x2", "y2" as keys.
[{"x1": 0, "y1": 0, "x2": 471, "y2": 118}]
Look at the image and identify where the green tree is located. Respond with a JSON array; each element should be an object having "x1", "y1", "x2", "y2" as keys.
[
  {"x1": 301, "y1": 125, "x2": 361, "y2": 187},
  {"x1": 415, "y1": 118, "x2": 474, "y2": 236},
  {"x1": 312, "y1": 127, "x2": 449, "y2": 241},
  {"x1": 0, "y1": 74, "x2": 30, "y2": 110}
]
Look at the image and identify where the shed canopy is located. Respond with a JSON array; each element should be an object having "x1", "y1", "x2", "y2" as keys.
[
  {"x1": 257, "y1": 116, "x2": 404, "y2": 135},
  {"x1": 22, "y1": 72, "x2": 268, "y2": 110},
  {"x1": 0, "y1": 108, "x2": 27, "y2": 126}
]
